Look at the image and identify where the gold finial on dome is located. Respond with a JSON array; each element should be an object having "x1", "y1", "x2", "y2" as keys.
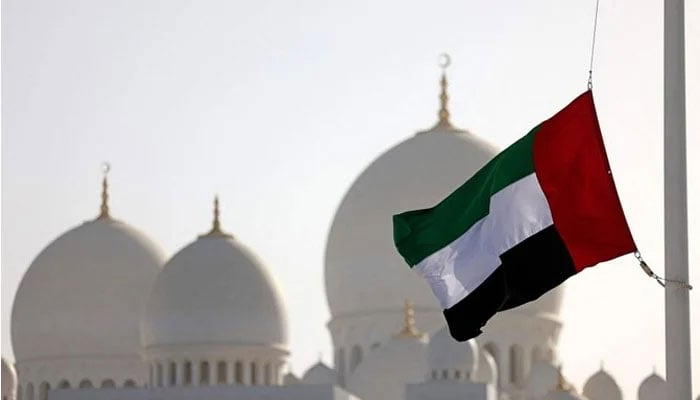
[
  {"x1": 201, "y1": 195, "x2": 232, "y2": 238},
  {"x1": 420, "y1": 53, "x2": 465, "y2": 134},
  {"x1": 394, "y1": 299, "x2": 425, "y2": 339},
  {"x1": 437, "y1": 53, "x2": 453, "y2": 128},
  {"x1": 96, "y1": 162, "x2": 111, "y2": 220},
  {"x1": 555, "y1": 365, "x2": 575, "y2": 392}
]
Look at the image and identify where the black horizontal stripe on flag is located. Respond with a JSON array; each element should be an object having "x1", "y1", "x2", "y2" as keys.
[{"x1": 443, "y1": 225, "x2": 576, "y2": 341}]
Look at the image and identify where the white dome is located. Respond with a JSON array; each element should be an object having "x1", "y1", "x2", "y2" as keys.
[
  {"x1": 347, "y1": 334, "x2": 428, "y2": 400},
  {"x1": 2, "y1": 357, "x2": 17, "y2": 400},
  {"x1": 283, "y1": 373, "x2": 301, "y2": 385},
  {"x1": 325, "y1": 128, "x2": 499, "y2": 320},
  {"x1": 582, "y1": 368, "x2": 621, "y2": 400},
  {"x1": 428, "y1": 326, "x2": 479, "y2": 377},
  {"x1": 638, "y1": 372, "x2": 666, "y2": 400},
  {"x1": 142, "y1": 231, "x2": 288, "y2": 349},
  {"x1": 11, "y1": 218, "x2": 165, "y2": 362},
  {"x1": 301, "y1": 361, "x2": 337, "y2": 385}
]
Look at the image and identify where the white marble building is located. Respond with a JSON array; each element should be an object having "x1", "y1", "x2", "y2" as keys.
[{"x1": 2, "y1": 70, "x2": 680, "y2": 400}]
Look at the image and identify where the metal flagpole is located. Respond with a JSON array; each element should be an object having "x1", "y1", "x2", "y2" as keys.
[{"x1": 664, "y1": 0, "x2": 692, "y2": 398}]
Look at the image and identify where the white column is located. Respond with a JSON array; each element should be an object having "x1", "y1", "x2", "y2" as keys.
[
  {"x1": 176, "y1": 361, "x2": 184, "y2": 386},
  {"x1": 256, "y1": 363, "x2": 264, "y2": 386},
  {"x1": 192, "y1": 362, "x2": 200, "y2": 387},
  {"x1": 521, "y1": 348, "x2": 531, "y2": 386},
  {"x1": 243, "y1": 361, "x2": 251, "y2": 386},
  {"x1": 499, "y1": 346, "x2": 509, "y2": 389},
  {"x1": 664, "y1": 0, "x2": 692, "y2": 399},
  {"x1": 227, "y1": 361, "x2": 235, "y2": 385},
  {"x1": 208, "y1": 360, "x2": 215, "y2": 387},
  {"x1": 276, "y1": 362, "x2": 284, "y2": 385}
]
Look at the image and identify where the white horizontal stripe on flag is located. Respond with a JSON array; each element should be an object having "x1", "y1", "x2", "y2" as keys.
[{"x1": 413, "y1": 173, "x2": 554, "y2": 309}]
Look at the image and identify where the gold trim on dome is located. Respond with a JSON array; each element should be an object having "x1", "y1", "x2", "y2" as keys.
[
  {"x1": 96, "y1": 162, "x2": 112, "y2": 220},
  {"x1": 419, "y1": 53, "x2": 467, "y2": 134},
  {"x1": 201, "y1": 196, "x2": 233, "y2": 238},
  {"x1": 394, "y1": 299, "x2": 426, "y2": 339},
  {"x1": 555, "y1": 365, "x2": 577, "y2": 393}
]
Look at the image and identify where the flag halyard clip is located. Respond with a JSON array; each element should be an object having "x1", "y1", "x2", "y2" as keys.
[{"x1": 635, "y1": 251, "x2": 693, "y2": 290}]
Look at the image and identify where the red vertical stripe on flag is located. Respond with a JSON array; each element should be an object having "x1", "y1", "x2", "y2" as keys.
[{"x1": 533, "y1": 91, "x2": 636, "y2": 272}]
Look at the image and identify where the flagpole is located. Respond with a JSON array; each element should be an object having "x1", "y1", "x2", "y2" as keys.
[{"x1": 664, "y1": 0, "x2": 692, "y2": 399}]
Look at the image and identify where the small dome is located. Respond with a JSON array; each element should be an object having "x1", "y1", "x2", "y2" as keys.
[
  {"x1": 474, "y1": 347, "x2": 498, "y2": 385},
  {"x1": 428, "y1": 326, "x2": 479, "y2": 376},
  {"x1": 142, "y1": 228, "x2": 288, "y2": 349},
  {"x1": 2, "y1": 357, "x2": 17, "y2": 400},
  {"x1": 302, "y1": 361, "x2": 337, "y2": 385},
  {"x1": 283, "y1": 373, "x2": 301, "y2": 385},
  {"x1": 638, "y1": 372, "x2": 666, "y2": 400},
  {"x1": 582, "y1": 368, "x2": 622, "y2": 400},
  {"x1": 12, "y1": 218, "x2": 165, "y2": 362},
  {"x1": 346, "y1": 334, "x2": 428, "y2": 400},
  {"x1": 525, "y1": 361, "x2": 559, "y2": 399}
]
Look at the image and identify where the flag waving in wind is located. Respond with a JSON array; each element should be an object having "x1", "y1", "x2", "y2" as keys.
[{"x1": 392, "y1": 91, "x2": 636, "y2": 341}]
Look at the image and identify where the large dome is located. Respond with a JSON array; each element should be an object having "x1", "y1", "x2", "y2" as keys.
[
  {"x1": 325, "y1": 104, "x2": 564, "y2": 321},
  {"x1": 325, "y1": 128, "x2": 498, "y2": 318},
  {"x1": 141, "y1": 212, "x2": 288, "y2": 350},
  {"x1": 11, "y1": 217, "x2": 165, "y2": 361}
]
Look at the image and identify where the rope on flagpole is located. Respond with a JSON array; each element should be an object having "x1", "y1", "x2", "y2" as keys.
[
  {"x1": 635, "y1": 251, "x2": 693, "y2": 290},
  {"x1": 588, "y1": 0, "x2": 601, "y2": 90}
]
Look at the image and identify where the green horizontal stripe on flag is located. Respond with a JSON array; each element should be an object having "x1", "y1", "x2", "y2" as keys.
[{"x1": 393, "y1": 125, "x2": 542, "y2": 266}]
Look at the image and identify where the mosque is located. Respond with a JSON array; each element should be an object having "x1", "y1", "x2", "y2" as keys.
[{"x1": 1, "y1": 68, "x2": 678, "y2": 400}]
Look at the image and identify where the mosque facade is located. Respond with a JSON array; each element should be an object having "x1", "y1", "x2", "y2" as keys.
[{"x1": 1, "y1": 70, "x2": 679, "y2": 400}]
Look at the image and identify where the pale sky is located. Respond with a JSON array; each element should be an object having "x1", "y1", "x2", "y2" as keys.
[{"x1": 1, "y1": 0, "x2": 699, "y2": 398}]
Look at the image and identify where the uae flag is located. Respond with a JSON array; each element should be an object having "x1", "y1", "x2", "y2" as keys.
[{"x1": 392, "y1": 91, "x2": 636, "y2": 341}]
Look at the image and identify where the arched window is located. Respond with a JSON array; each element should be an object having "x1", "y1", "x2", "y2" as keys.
[
  {"x1": 78, "y1": 380, "x2": 92, "y2": 389},
  {"x1": 350, "y1": 345, "x2": 363, "y2": 372},
  {"x1": 169, "y1": 361, "x2": 177, "y2": 386},
  {"x1": 200, "y1": 361, "x2": 210, "y2": 385},
  {"x1": 58, "y1": 380, "x2": 70, "y2": 389},
  {"x1": 101, "y1": 379, "x2": 115, "y2": 388},
  {"x1": 25, "y1": 384, "x2": 34, "y2": 400},
  {"x1": 250, "y1": 362, "x2": 257, "y2": 385},
  {"x1": 235, "y1": 361, "x2": 243, "y2": 384},
  {"x1": 264, "y1": 363, "x2": 272, "y2": 385},
  {"x1": 510, "y1": 345, "x2": 524, "y2": 385},
  {"x1": 455, "y1": 370, "x2": 462, "y2": 380},
  {"x1": 183, "y1": 361, "x2": 192, "y2": 386},
  {"x1": 217, "y1": 361, "x2": 227, "y2": 384},
  {"x1": 431, "y1": 370, "x2": 437, "y2": 380},
  {"x1": 442, "y1": 369, "x2": 449, "y2": 380},
  {"x1": 39, "y1": 382, "x2": 49, "y2": 400},
  {"x1": 123, "y1": 380, "x2": 137, "y2": 388},
  {"x1": 156, "y1": 363, "x2": 164, "y2": 387}
]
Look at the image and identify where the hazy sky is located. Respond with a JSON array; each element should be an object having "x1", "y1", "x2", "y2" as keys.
[{"x1": 2, "y1": 0, "x2": 698, "y2": 398}]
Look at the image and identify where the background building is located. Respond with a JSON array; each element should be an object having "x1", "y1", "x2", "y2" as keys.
[{"x1": 2, "y1": 74, "x2": 673, "y2": 400}]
